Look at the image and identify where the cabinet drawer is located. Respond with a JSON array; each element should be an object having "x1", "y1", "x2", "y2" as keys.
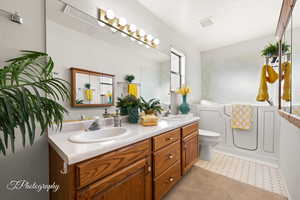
[
  {"x1": 154, "y1": 141, "x2": 180, "y2": 177},
  {"x1": 153, "y1": 128, "x2": 180, "y2": 151},
  {"x1": 154, "y1": 161, "x2": 181, "y2": 200},
  {"x1": 77, "y1": 158, "x2": 151, "y2": 200},
  {"x1": 182, "y1": 122, "x2": 199, "y2": 138},
  {"x1": 75, "y1": 139, "x2": 151, "y2": 188}
]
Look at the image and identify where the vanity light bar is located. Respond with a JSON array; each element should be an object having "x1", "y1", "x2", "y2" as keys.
[{"x1": 98, "y1": 8, "x2": 159, "y2": 48}]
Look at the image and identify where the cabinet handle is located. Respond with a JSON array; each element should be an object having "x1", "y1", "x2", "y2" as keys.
[
  {"x1": 148, "y1": 166, "x2": 151, "y2": 172},
  {"x1": 169, "y1": 177, "x2": 174, "y2": 182},
  {"x1": 166, "y1": 137, "x2": 174, "y2": 141},
  {"x1": 168, "y1": 154, "x2": 174, "y2": 159}
]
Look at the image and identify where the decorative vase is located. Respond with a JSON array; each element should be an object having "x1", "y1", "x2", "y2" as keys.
[
  {"x1": 120, "y1": 107, "x2": 128, "y2": 116},
  {"x1": 179, "y1": 95, "x2": 190, "y2": 114},
  {"x1": 127, "y1": 106, "x2": 139, "y2": 123}
]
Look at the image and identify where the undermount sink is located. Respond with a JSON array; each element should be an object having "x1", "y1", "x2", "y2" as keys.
[
  {"x1": 161, "y1": 114, "x2": 192, "y2": 121},
  {"x1": 69, "y1": 127, "x2": 128, "y2": 143}
]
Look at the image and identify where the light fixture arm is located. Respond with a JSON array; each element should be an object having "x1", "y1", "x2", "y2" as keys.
[{"x1": 0, "y1": 8, "x2": 23, "y2": 24}]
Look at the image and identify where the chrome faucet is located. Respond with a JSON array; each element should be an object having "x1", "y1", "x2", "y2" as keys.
[
  {"x1": 88, "y1": 117, "x2": 101, "y2": 131},
  {"x1": 163, "y1": 105, "x2": 171, "y2": 117},
  {"x1": 113, "y1": 109, "x2": 122, "y2": 127}
]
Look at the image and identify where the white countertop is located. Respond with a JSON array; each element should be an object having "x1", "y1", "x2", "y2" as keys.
[{"x1": 48, "y1": 116, "x2": 200, "y2": 165}]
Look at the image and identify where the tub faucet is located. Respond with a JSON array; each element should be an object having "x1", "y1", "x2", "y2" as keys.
[{"x1": 88, "y1": 117, "x2": 101, "y2": 131}]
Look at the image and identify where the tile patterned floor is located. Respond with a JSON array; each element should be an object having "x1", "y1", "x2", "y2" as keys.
[{"x1": 195, "y1": 151, "x2": 288, "y2": 197}]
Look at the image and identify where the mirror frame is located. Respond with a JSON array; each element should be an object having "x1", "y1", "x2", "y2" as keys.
[{"x1": 70, "y1": 67, "x2": 115, "y2": 107}]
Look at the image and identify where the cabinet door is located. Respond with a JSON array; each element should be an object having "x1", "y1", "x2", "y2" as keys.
[
  {"x1": 181, "y1": 132, "x2": 198, "y2": 175},
  {"x1": 77, "y1": 158, "x2": 152, "y2": 200}
]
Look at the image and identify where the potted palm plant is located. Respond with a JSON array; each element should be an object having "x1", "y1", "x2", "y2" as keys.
[
  {"x1": 0, "y1": 50, "x2": 70, "y2": 155},
  {"x1": 139, "y1": 97, "x2": 163, "y2": 115},
  {"x1": 126, "y1": 95, "x2": 141, "y2": 123},
  {"x1": 116, "y1": 96, "x2": 130, "y2": 116}
]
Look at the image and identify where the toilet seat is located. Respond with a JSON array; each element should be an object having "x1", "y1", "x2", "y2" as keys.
[{"x1": 199, "y1": 129, "x2": 220, "y2": 137}]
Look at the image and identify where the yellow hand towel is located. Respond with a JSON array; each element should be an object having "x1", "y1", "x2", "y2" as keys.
[
  {"x1": 281, "y1": 62, "x2": 291, "y2": 101},
  {"x1": 85, "y1": 89, "x2": 93, "y2": 101},
  {"x1": 231, "y1": 104, "x2": 253, "y2": 130},
  {"x1": 128, "y1": 83, "x2": 138, "y2": 97},
  {"x1": 256, "y1": 64, "x2": 278, "y2": 101}
]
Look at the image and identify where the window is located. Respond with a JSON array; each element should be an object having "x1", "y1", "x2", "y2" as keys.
[{"x1": 170, "y1": 49, "x2": 185, "y2": 91}]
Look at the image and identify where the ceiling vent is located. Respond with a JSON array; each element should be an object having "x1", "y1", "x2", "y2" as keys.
[{"x1": 200, "y1": 17, "x2": 214, "y2": 28}]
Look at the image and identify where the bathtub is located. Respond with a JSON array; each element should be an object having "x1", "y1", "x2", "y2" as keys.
[{"x1": 195, "y1": 102, "x2": 280, "y2": 165}]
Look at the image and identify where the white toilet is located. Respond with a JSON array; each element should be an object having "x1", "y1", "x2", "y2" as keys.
[{"x1": 199, "y1": 129, "x2": 221, "y2": 161}]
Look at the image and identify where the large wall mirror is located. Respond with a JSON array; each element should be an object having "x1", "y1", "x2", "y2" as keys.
[
  {"x1": 46, "y1": 0, "x2": 174, "y2": 114},
  {"x1": 278, "y1": 0, "x2": 300, "y2": 116}
]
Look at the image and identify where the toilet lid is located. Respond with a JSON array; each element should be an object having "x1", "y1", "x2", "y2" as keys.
[{"x1": 199, "y1": 129, "x2": 220, "y2": 137}]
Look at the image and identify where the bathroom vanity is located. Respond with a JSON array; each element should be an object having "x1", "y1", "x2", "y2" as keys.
[{"x1": 48, "y1": 118, "x2": 199, "y2": 200}]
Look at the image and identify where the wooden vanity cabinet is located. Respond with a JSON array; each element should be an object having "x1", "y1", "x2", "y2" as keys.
[
  {"x1": 49, "y1": 122, "x2": 199, "y2": 200},
  {"x1": 181, "y1": 123, "x2": 199, "y2": 175},
  {"x1": 49, "y1": 139, "x2": 152, "y2": 200},
  {"x1": 77, "y1": 157, "x2": 152, "y2": 200}
]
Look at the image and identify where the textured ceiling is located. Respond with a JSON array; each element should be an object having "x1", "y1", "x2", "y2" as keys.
[{"x1": 137, "y1": 0, "x2": 298, "y2": 51}]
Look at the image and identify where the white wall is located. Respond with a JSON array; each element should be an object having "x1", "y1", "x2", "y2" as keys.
[
  {"x1": 279, "y1": 116, "x2": 300, "y2": 200},
  {"x1": 0, "y1": 0, "x2": 48, "y2": 200},
  {"x1": 201, "y1": 34, "x2": 279, "y2": 104}
]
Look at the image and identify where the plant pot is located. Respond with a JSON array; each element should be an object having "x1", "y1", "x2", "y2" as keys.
[
  {"x1": 127, "y1": 106, "x2": 139, "y2": 123},
  {"x1": 145, "y1": 109, "x2": 155, "y2": 115},
  {"x1": 120, "y1": 107, "x2": 128, "y2": 116},
  {"x1": 179, "y1": 95, "x2": 190, "y2": 114}
]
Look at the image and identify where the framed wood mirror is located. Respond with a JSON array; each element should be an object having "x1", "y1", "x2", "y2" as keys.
[{"x1": 70, "y1": 68, "x2": 115, "y2": 107}]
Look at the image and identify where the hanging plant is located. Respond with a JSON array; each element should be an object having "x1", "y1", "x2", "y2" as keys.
[
  {"x1": 125, "y1": 74, "x2": 135, "y2": 83},
  {"x1": 0, "y1": 50, "x2": 70, "y2": 155},
  {"x1": 261, "y1": 42, "x2": 290, "y2": 57}
]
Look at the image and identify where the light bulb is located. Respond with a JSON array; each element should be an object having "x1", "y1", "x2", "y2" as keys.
[
  {"x1": 129, "y1": 24, "x2": 137, "y2": 32},
  {"x1": 110, "y1": 27, "x2": 117, "y2": 32},
  {"x1": 106, "y1": 10, "x2": 115, "y2": 20},
  {"x1": 145, "y1": 45, "x2": 150, "y2": 48},
  {"x1": 153, "y1": 38, "x2": 160, "y2": 45},
  {"x1": 130, "y1": 37, "x2": 136, "y2": 42},
  {"x1": 146, "y1": 34, "x2": 153, "y2": 42},
  {"x1": 138, "y1": 29, "x2": 145, "y2": 37},
  {"x1": 121, "y1": 33, "x2": 127, "y2": 38},
  {"x1": 118, "y1": 17, "x2": 127, "y2": 27},
  {"x1": 138, "y1": 41, "x2": 143, "y2": 45},
  {"x1": 98, "y1": 21, "x2": 106, "y2": 27}
]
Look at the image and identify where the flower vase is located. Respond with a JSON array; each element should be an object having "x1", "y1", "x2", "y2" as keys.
[
  {"x1": 179, "y1": 95, "x2": 190, "y2": 114},
  {"x1": 127, "y1": 106, "x2": 139, "y2": 123}
]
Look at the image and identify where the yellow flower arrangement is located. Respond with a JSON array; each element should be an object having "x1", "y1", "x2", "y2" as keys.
[
  {"x1": 176, "y1": 85, "x2": 191, "y2": 96},
  {"x1": 106, "y1": 92, "x2": 112, "y2": 97}
]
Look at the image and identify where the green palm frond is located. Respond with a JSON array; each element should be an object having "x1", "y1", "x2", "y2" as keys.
[
  {"x1": 0, "y1": 50, "x2": 70, "y2": 155},
  {"x1": 139, "y1": 97, "x2": 163, "y2": 114}
]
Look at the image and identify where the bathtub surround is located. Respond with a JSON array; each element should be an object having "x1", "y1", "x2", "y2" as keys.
[{"x1": 198, "y1": 104, "x2": 280, "y2": 164}]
